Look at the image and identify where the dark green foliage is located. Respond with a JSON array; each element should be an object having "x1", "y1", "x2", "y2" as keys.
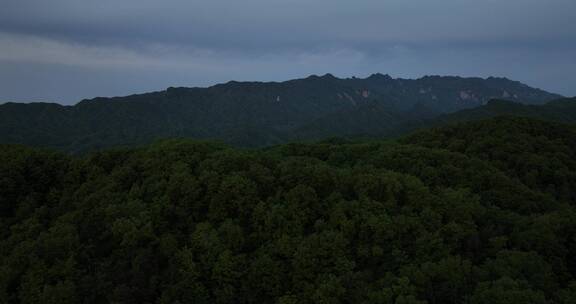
[
  {"x1": 425, "y1": 97, "x2": 576, "y2": 127},
  {"x1": 0, "y1": 117, "x2": 575, "y2": 303},
  {"x1": 0, "y1": 75, "x2": 562, "y2": 152},
  {"x1": 403, "y1": 117, "x2": 576, "y2": 202}
]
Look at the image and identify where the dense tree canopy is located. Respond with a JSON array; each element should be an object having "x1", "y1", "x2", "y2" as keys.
[{"x1": 0, "y1": 117, "x2": 575, "y2": 303}]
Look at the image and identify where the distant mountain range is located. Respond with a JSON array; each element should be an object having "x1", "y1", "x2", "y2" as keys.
[{"x1": 0, "y1": 74, "x2": 567, "y2": 152}]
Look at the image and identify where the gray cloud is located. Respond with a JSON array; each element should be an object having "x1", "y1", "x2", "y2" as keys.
[{"x1": 0, "y1": 0, "x2": 574, "y2": 104}]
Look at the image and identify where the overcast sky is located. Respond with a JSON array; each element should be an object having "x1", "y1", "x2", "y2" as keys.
[{"x1": 1, "y1": 0, "x2": 574, "y2": 104}]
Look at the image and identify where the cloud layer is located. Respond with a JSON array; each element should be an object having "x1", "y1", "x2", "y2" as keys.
[{"x1": 1, "y1": 0, "x2": 575, "y2": 104}]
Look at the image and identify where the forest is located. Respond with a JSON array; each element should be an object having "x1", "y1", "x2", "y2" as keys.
[{"x1": 1, "y1": 116, "x2": 575, "y2": 303}]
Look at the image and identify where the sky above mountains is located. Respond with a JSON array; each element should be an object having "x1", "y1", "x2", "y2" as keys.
[{"x1": 1, "y1": 0, "x2": 575, "y2": 104}]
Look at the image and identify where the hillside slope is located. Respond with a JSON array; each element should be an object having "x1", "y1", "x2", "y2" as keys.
[
  {"x1": 0, "y1": 75, "x2": 561, "y2": 152},
  {"x1": 428, "y1": 97, "x2": 576, "y2": 126}
]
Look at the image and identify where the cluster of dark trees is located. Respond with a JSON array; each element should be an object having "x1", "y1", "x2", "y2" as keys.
[{"x1": 1, "y1": 117, "x2": 575, "y2": 303}]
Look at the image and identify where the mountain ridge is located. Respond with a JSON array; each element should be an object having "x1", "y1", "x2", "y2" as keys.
[
  {"x1": 3, "y1": 74, "x2": 556, "y2": 106},
  {"x1": 0, "y1": 74, "x2": 565, "y2": 152}
]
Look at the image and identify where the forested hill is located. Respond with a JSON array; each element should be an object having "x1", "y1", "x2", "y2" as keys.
[
  {"x1": 1, "y1": 117, "x2": 576, "y2": 303},
  {"x1": 290, "y1": 97, "x2": 576, "y2": 142},
  {"x1": 425, "y1": 97, "x2": 576, "y2": 127},
  {"x1": 0, "y1": 75, "x2": 561, "y2": 152}
]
